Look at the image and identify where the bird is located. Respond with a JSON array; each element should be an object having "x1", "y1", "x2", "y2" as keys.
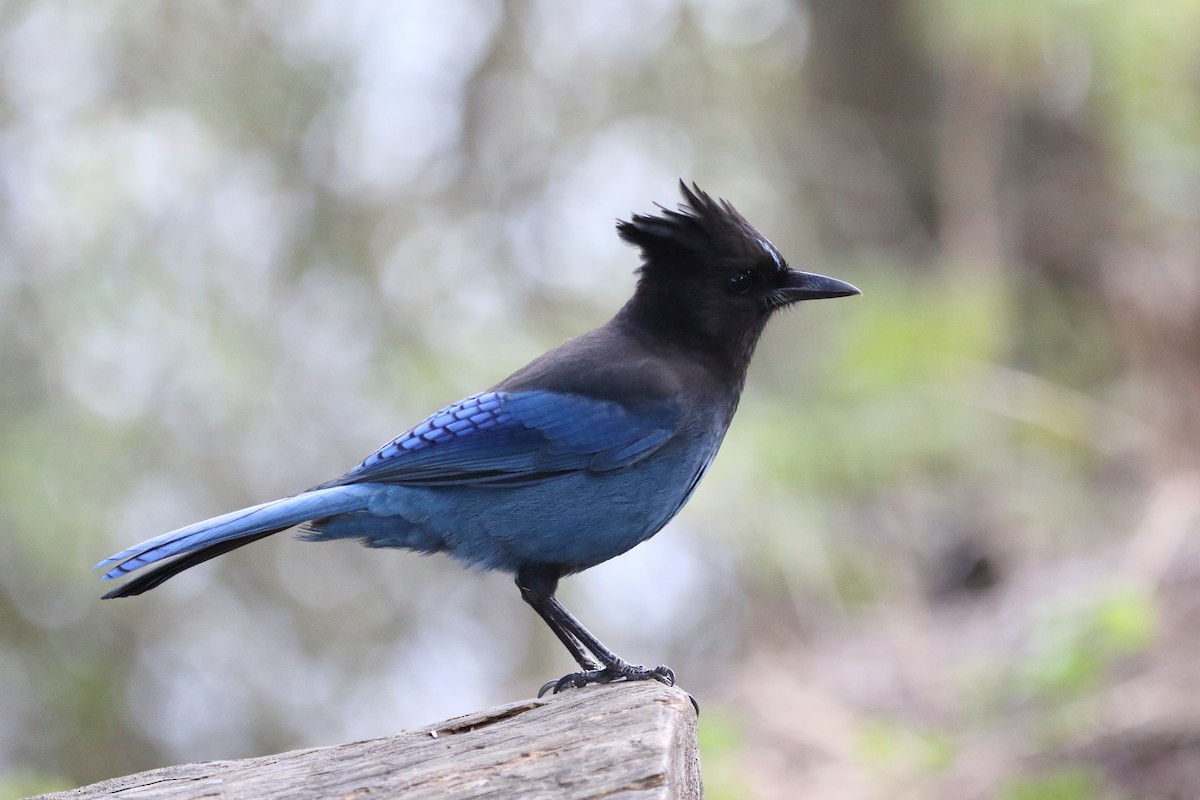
[{"x1": 95, "y1": 182, "x2": 860, "y2": 698}]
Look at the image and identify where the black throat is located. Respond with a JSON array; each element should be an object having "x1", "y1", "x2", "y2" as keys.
[{"x1": 614, "y1": 285, "x2": 768, "y2": 392}]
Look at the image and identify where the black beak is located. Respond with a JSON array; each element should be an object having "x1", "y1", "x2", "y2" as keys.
[{"x1": 779, "y1": 269, "x2": 861, "y2": 302}]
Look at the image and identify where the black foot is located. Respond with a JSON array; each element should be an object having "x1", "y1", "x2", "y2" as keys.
[
  {"x1": 536, "y1": 665, "x2": 699, "y2": 715},
  {"x1": 537, "y1": 663, "x2": 676, "y2": 698}
]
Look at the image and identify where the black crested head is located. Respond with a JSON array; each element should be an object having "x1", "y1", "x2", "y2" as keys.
[
  {"x1": 614, "y1": 181, "x2": 859, "y2": 380},
  {"x1": 617, "y1": 181, "x2": 785, "y2": 279}
]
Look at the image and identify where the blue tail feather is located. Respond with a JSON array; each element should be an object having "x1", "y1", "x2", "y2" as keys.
[{"x1": 95, "y1": 485, "x2": 375, "y2": 581}]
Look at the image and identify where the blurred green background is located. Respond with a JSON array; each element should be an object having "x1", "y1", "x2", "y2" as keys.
[{"x1": 3, "y1": 1, "x2": 1200, "y2": 798}]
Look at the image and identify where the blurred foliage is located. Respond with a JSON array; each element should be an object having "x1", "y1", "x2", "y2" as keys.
[
  {"x1": 697, "y1": 711, "x2": 747, "y2": 800},
  {"x1": 1001, "y1": 767, "x2": 1105, "y2": 800},
  {"x1": 855, "y1": 718, "x2": 955, "y2": 774},
  {"x1": 2, "y1": 0, "x2": 1199, "y2": 798},
  {"x1": 1018, "y1": 584, "x2": 1155, "y2": 700}
]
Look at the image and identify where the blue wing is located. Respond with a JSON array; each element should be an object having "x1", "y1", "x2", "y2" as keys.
[
  {"x1": 330, "y1": 390, "x2": 680, "y2": 487},
  {"x1": 95, "y1": 390, "x2": 680, "y2": 588}
]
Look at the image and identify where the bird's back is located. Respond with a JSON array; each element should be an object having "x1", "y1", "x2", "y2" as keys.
[{"x1": 309, "y1": 316, "x2": 741, "y2": 575}]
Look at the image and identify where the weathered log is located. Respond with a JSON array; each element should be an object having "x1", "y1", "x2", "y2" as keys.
[{"x1": 32, "y1": 682, "x2": 700, "y2": 799}]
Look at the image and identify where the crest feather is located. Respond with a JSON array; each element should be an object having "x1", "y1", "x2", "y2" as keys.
[{"x1": 616, "y1": 181, "x2": 781, "y2": 274}]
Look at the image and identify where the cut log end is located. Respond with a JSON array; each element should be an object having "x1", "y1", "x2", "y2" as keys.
[{"x1": 32, "y1": 681, "x2": 701, "y2": 800}]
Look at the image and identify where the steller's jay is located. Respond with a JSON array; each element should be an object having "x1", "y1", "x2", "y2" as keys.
[{"x1": 96, "y1": 182, "x2": 859, "y2": 697}]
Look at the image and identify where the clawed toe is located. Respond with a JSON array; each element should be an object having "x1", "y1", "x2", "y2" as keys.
[
  {"x1": 537, "y1": 663, "x2": 678, "y2": 698},
  {"x1": 534, "y1": 663, "x2": 698, "y2": 715},
  {"x1": 648, "y1": 665, "x2": 675, "y2": 686},
  {"x1": 537, "y1": 668, "x2": 610, "y2": 697}
]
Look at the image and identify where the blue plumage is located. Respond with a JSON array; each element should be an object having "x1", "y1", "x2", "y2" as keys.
[
  {"x1": 334, "y1": 389, "x2": 678, "y2": 488},
  {"x1": 96, "y1": 182, "x2": 859, "y2": 697}
]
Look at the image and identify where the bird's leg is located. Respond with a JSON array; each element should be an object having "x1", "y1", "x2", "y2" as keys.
[
  {"x1": 516, "y1": 565, "x2": 676, "y2": 697},
  {"x1": 536, "y1": 593, "x2": 678, "y2": 693},
  {"x1": 518, "y1": 576, "x2": 602, "y2": 673}
]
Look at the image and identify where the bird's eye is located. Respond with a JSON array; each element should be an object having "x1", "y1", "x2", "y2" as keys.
[{"x1": 727, "y1": 272, "x2": 753, "y2": 295}]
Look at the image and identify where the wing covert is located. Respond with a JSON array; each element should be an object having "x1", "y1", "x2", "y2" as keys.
[{"x1": 334, "y1": 390, "x2": 679, "y2": 487}]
